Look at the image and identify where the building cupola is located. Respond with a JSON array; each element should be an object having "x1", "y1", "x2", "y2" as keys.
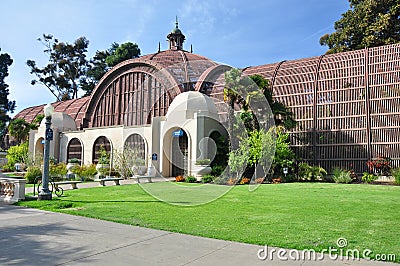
[{"x1": 167, "y1": 16, "x2": 185, "y2": 50}]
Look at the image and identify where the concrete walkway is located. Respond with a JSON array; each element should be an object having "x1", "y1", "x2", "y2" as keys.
[{"x1": 0, "y1": 204, "x2": 397, "y2": 266}]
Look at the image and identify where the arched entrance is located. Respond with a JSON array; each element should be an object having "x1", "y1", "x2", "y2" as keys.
[
  {"x1": 170, "y1": 128, "x2": 189, "y2": 176},
  {"x1": 92, "y1": 136, "x2": 111, "y2": 164},
  {"x1": 67, "y1": 138, "x2": 83, "y2": 163},
  {"x1": 35, "y1": 138, "x2": 44, "y2": 160},
  {"x1": 124, "y1": 133, "x2": 147, "y2": 161}
]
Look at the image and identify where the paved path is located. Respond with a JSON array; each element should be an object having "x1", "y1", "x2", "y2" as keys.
[
  {"x1": 25, "y1": 177, "x2": 174, "y2": 194},
  {"x1": 0, "y1": 204, "x2": 397, "y2": 266}
]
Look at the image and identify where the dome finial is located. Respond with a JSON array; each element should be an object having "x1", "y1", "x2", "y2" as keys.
[{"x1": 167, "y1": 17, "x2": 185, "y2": 50}]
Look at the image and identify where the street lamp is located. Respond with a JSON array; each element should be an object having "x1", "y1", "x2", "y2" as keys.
[{"x1": 38, "y1": 103, "x2": 54, "y2": 200}]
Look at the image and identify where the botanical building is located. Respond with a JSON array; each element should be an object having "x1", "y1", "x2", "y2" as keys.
[{"x1": 15, "y1": 22, "x2": 400, "y2": 174}]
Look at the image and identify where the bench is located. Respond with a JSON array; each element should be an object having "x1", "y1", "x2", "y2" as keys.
[
  {"x1": 130, "y1": 175, "x2": 153, "y2": 183},
  {"x1": 54, "y1": 181, "x2": 82, "y2": 189},
  {"x1": 94, "y1": 177, "x2": 124, "y2": 186}
]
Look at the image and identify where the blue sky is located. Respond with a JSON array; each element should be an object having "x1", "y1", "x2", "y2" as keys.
[{"x1": 0, "y1": 0, "x2": 349, "y2": 115}]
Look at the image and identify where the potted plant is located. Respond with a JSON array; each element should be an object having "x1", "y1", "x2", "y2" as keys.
[
  {"x1": 96, "y1": 146, "x2": 110, "y2": 178},
  {"x1": 192, "y1": 158, "x2": 212, "y2": 181},
  {"x1": 66, "y1": 158, "x2": 80, "y2": 179}
]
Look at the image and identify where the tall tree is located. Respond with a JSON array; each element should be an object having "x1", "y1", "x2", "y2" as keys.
[
  {"x1": 8, "y1": 118, "x2": 32, "y2": 144},
  {"x1": 27, "y1": 34, "x2": 90, "y2": 101},
  {"x1": 0, "y1": 48, "x2": 16, "y2": 135},
  {"x1": 320, "y1": 0, "x2": 400, "y2": 54},
  {"x1": 80, "y1": 43, "x2": 119, "y2": 96},
  {"x1": 106, "y1": 42, "x2": 141, "y2": 67}
]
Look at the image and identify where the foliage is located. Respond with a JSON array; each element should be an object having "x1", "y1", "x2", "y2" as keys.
[
  {"x1": 211, "y1": 165, "x2": 225, "y2": 177},
  {"x1": 27, "y1": 34, "x2": 90, "y2": 101},
  {"x1": 320, "y1": 0, "x2": 400, "y2": 54},
  {"x1": 5, "y1": 142, "x2": 29, "y2": 169},
  {"x1": 30, "y1": 114, "x2": 45, "y2": 130},
  {"x1": 185, "y1": 175, "x2": 197, "y2": 183},
  {"x1": 201, "y1": 174, "x2": 214, "y2": 183},
  {"x1": 227, "y1": 178, "x2": 239, "y2": 185},
  {"x1": 366, "y1": 155, "x2": 391, "y2": 176},
  {"x1": 228, "y1": 137, "x2": 249, "y2": 180},
  {"x1": 392, "y1": 168, "x2": 400, "y2": 185},
  {"x1": 209, "y1": 132, "x2": 228, "y2": 176},
  {"x1": 0, "y1": 48, "x2": 16, "y2": 135},
  {"x1": 195, "y1": 159, "x2": 210, "y2": 165},
  {"x1": 239, "y1": 177, "x2": 251, "y2": 185},
  {"x1": 298, "y1": 162, "x2": 327, "y2": 181},
  {"x1": 175, "y1": 175, "x2": 185, "y2": 182},
  {"x1": 8, "y1": 118, "x2": 32, "y2": 144},
  {"x1": 271, "y1": 131, "x2": 296, "y2": 177},
  {"x1": 113, "y1": 145, "x2": 144, "y2": 178},
  {"x1": 49, "y1": 163, "x2": 67, "y2": 181},
  {"x1": 24, "y1": 166, "x2": 42, "y2": 184},
  {"x1": 81, "y1": 164, "x2": 98, "y2": 181},
  {"x1": 332, "y1": 167, "x2": 352, "y2": 184},
  {"x1": 67, "y1": 158, "x2": 80, "y2": 164},
  {"x1": 255, "y1": 177, "x2": 265, "y2": 184},
  {"x1": 362, "y1": 172, "x2": 378, "y2": 184},
  {"x1": 250, "y1": 74, "x2": 296, "y2": 130},
  {"x1": 105, "y1": 42, "x2": 140, "y2": 67},
  {"x1": 97, "y1": 145, "x2": 110, "y2": 164}
]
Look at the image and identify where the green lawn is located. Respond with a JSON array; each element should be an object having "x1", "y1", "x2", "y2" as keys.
[{"x1": 17, "y1": 182, "x2": 399, "y2": 262}]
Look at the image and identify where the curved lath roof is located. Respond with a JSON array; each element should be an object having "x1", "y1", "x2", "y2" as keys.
[{"x1": 14, "y1": 96, "x2": 90, "y2": 129}]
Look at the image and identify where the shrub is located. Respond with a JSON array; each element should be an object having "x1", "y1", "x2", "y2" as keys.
[
  {"x1": 332, "y1": 167, "x2": 352, "y2": 184},
  {"x1": 366, "y1": 155, "x2": 391, "y2": 176},
  {"x1": 5, "y1": 142, "x2": 29, "y2": 171},
  {"x1": 255, "y1": 177, "x2": 265, "y2": 184},
  {"x1": 298, "y1": 162, "x2": 327, "y2": 181},
  {"x1": 211, "y1": 165, "x2": 225, "y2": 176},
  {"x1": 391, "y1": 168, "x2": 400, "y2": 185},
  {"x1": 175, "y1": 175, "x2": 185, "y2": 182},
  {"x1": 227, "y1": 178, "x2": 238, "y2": 185},
  {"x1": 185, "y1": 175, "x2": 197, "y2": 183},
  {"x1": 81, "y1": 164, "x2": 97, "y2": 181},
  {"x1": 25, "y1": 166, "x2": 42, "y2": 184},
  {"x1": 239, "y1": 177, "x2": 251, "y2": 184},
  {"x1": 361, "y1": 172, "x2": 377, "y2": 183},
  {"x1": 68, "y1": 158, "x2": 80, "y2": 164},
  {"x1": 195, "y1": 159, "x2": 211, "y2": 165},
  {"x1": 49, "y1": 163, "x2": 67, "y2": 181},
  {"x1": 201, "y1": 174, "x2": 214, "y2": 183}
]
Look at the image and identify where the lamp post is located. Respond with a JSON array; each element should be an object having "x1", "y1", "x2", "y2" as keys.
[{"x1": 38, "y1": 103, "x2": 54, "y2": 200}]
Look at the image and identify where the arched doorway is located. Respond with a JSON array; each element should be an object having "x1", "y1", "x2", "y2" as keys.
[
  {"x1": 124, "y1": 133, "x2": 146, "y2": 161},
  {"x1": 171, "y1": 129, "x2": 188, "y2": 176},
  {"x1": 92, "y1": 136, "x2": 111, "y2": 164},
  {"x1": 67, "y1": 138, "x2": 83, "y2": 163},
  {"x1": 35, "y1": 138, "x2": 44, "y2": 161}
]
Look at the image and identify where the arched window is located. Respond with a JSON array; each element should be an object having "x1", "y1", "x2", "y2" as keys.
[
  {"x1": 67, "y1": 138, "x2": 82, "y2": 163},
  {"x1": 93, "y1": 136, "x2": 111, "y2": 164},
  {"x1": 124, "y1": 134, "x2": 146, "y2": 160}
]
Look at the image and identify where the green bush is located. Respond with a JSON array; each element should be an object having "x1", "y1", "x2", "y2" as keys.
[
  {"x1": 211, "y1": 165, "x2": 225, "y2": 176},
  {"x1": 185, "y1": 175, "x2": 197, "y2": 183},
  {"x1": 361, "y1": 172, "x2": 377, "y2": 183},
  {"x1": 81, "y1": 164, "x2": 97, "y2": 181},
  {"x1": 391, "y1": 168, "x2": 400, "y2": 185},
  {"x1": 5, "y1": 142, "x2": 29, "y2": 170},
  {"x1": 25, "y1": 166, "x2": 42, "y2": 184},
  {"x1": 298, "y1": 162, "x2": 327, "y2": 181},
  {"x1": 332, "y1": 167, "x2": 352, "y2": 184},
  {"x1": 49, "y1": 163, "x2": 67, "y2": 181},
  {"x1": 201, "y1": 174, "x2": 214, "y2": 183}
]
